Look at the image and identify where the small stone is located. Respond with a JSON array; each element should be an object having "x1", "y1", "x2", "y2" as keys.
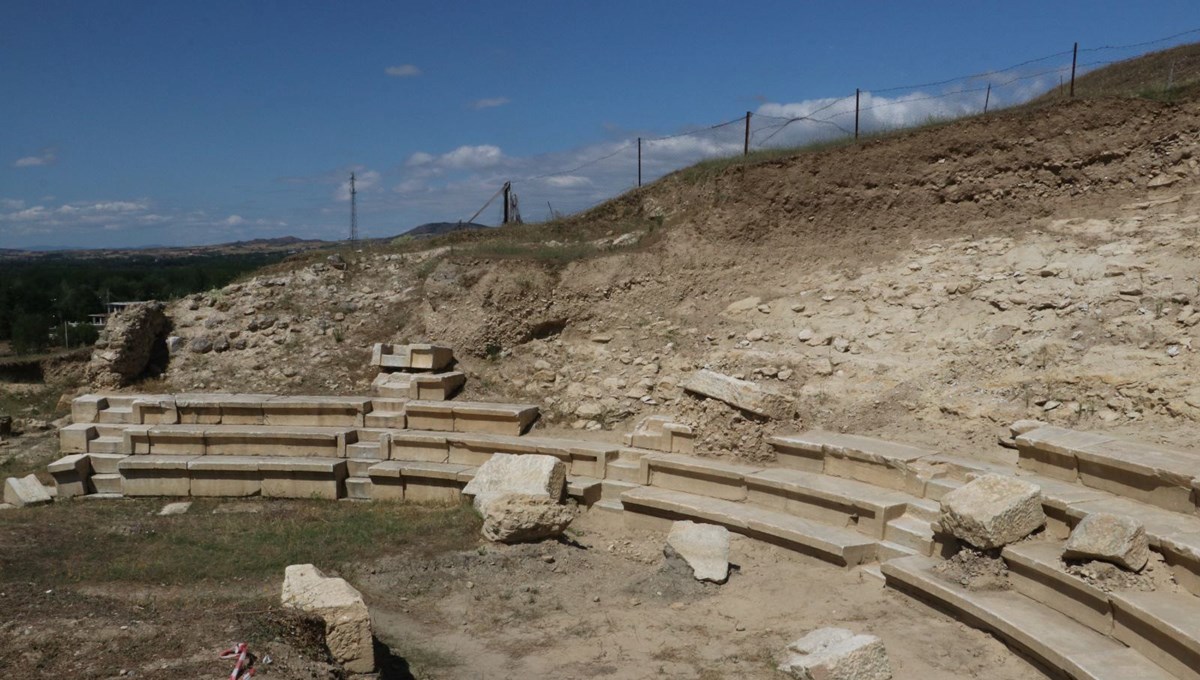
[
  {"x1": 790, "y1": 303, "x2": 805, "y2": 313},
  {"x1": 1064, "y1": 513, "x2": 1150, "y2": 572},
  {"x1": 746, "y1": 329, "x2": 766, "y2": 342},
  {"x1": 757, "y1": 304, "x2": 771, "y2": 314},
  {"x1": 779, "y1": 627, "x2": 892, "y2": 680},
  {"x1": 1043, "y1": 400, "x2": 1061, "y2": 411}
]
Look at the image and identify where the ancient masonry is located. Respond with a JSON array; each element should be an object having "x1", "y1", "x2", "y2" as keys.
[{"x1": 42, "y1": 343, "x2": 1200, "y2": 680}]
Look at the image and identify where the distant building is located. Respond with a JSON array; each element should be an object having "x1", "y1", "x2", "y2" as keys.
[{"x1": 89, "y1": 301, "x2": 150, "y2": 327}]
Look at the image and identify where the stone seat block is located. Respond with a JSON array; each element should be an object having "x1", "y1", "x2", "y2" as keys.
[
  {"x1": 1160, "y1": 533, "x2": 1200, "y2": 597},
  {"x1": 1015, "y1": 426, "x2": 1115, "y2": 481},
  {"x1": 200, "y1": 425, "x2": 352, "y2": 457},
  {"x1": 769, "y1": 431, "x2": 853, "y2": 472},
  {"x1": 882, "y1": 555, "x2": 1174, "y2": 680},
  {"x1": 567, "y1": 476, "x2": 603, "y2": 506},
  {"x1": 131, "y1": 396, "x2": 180, "y2": 424},
  {"x1": 372, "y1": 342, "x2": 454, "y2": 371},
  {"x1": 642, "y1": 453, "x2": 761, "y2": 502},
  {"x1": 118, "y1": 454, "x2": 197, "y2": 497},
  {"x1": 371, "y1": 370, "x2": 466, "y2": 400},
  {"x1": 257, "y1": 457, "x2": 347, "y2": 499},
  {"x1": 745, "y1": 468, "x2": 913, "y2": 538},
  {"x1": 1001, "y1": 540, "x2": 1113, "y2": 635},
  {"x1": 71, "y1": 395, "x2": 109, "y2": 423},
  {"x1": 1072, "y1": 439, "x2": 1200, "y2": 514},
  {"x1": 367, "y1": 460, "x2": 470, "y2": 503},
  {"x1": 86, "y1": 453, "x2": 129, "y2": 475},
  {"x1": 384, "y1": 430, "x2": 450, "y2": 462},
  {"x1": 405, "y1": 400, "x2": 540, "y2": 436},
  {"x1": 187, "y1": 455, "x2": 263, "y2": 497},
  {"x1": 441, "y1": 432, "x2": 615, "y2": 476},
  {"x1": 263, "y1": 396, "x2": 372, "y2": 427},
  {"x1": 1110, "y1": 589, "x2": 1200, "y2": 680},
  {"x1": 48, "y1": 454, "x2": 93, "y2": 499},
  {"x1": 620, "y1": 486, "x2": 876, "y2": 567},
  {"x1": 87, "y1": 436, "x2": 125, "y2": 455},
  {"x1": 175, "y1": 393, "x2": 276, "y2": 425},
  {"x1": 59, "y1": 423, "x2": 98, "y2": 454},
  {"x1": 445, "y1": 432, "x2": 540, "y2": 465},
  {"x1": 145, "y1": 425, "x2": 208, "y2": 455},
  {"x1": 91, "y1": 473, "x2": 123, "y2": 495},
  {"x1": 771, "y1": 431, "x2": 940, "y2": 495}
]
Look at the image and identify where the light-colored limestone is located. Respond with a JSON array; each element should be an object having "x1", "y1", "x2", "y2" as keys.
[
  {"x1": 87, "y1": 453, "x2": 128, "y2": 475},
  {"x1": 1001, "y1": 541, "x2": 1113, "y2": 635},
  {"x1": 1064, "y1": 512, "x2": 1150, "y2": 571},
  {"x1": 4, "y1": 474, "x2": 52, "y2": 507},
  {"x1": 1109, "y1": 589, "x2": 1200, "y2": 680},
  {"x1": 1014, "y1": 426, "x2": 1114, "y2": 481},
  {"x1": 258, "y1": 457, "x2": 347, "y2": 499},
  {"x1": 371, "y1": 342, "x2": 454, "y2": 371},
  {"x1": 159, "y1": 501, "x2": 192, "y2": 515},
  {"x1": 371, "y1": 370, "x2": 465, "y2": 400},
  {"x1": 479, "y1": 493, "x2": 575, "y2": 543},
  {"x1": 462, "y1": 453, "x2": 565, "y2": 513},
  {"x1": 745, "y1": 468, "x2": 911, "y2": 539},
  {"x1": 48, "y1": 454, "x2": 93, "y2": 498},
  {"x1": 281, "y1": 564, "x2": 375, "y2": 673},
  {"x1": 778, "y1": 627, "x2": 892, "y2": 680},
  {"x1": 683, "y1": 369, "x2": 787, "y2": 418},
  {"x1": 665, "y1": 520, "x2": 730, "y2": 583},
  {"x1": 643, "y1": 453, "x2": 759, "y2": 502},
  {"x1": 187, "y1": 456, "x2": 263, "y2": 497},
  {"x1": 91, "y1": 473, "x2": 124, "y2": 495},
  {"x1": 118, "y1": 454, "x2": 197, "y2": 497},
  {"x1": 59, "y1": 423, "x2": 98, "y2": 454},
  {"x1": 71, "y1": 395, "x2": 108, "y2": 423},
  {"x1": 939, "y1": 474, "x2": 1045, "y2": 549},
  {"x1": 625, "y1": 415, "x2": 695, "y2": 454}
]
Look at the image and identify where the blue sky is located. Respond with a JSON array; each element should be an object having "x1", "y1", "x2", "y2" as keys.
[{"x1": 3, "y1": 1, "x2": 1199, "y2": 249}]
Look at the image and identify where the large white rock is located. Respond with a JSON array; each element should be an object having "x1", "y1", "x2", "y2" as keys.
[
  {"x1": 939, "y1": 474, "x2": 1045, "y2": 550},
  {"x1": 480, "y1": 494, "x2": 575, "y2": 543},
  {"x1": 462, "y1": 453, "x2": 565, "y2": 513},
  {"x1": 281, "y1": 564, "x2": 375, "y2": 674},
  {"x1": 779, "y1": 627, "x2": 892, "y2": 680},
  {"x1": 1064, "y1": 512, "x2": 1150, "y2": 571},
  {"x1": 665, "y1": 520, "x2": 730, "y2": 583},
  {"x1": 3, "y1": 475, "x2": 52, "y2": 508}
]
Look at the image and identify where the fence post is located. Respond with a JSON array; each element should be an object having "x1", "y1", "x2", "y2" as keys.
[
  {"x1": 854, "y1": 89, "x2": 860, "y2": 140},
  {"x1": 984, "y1": 83, "x2": 991, "y2": 113},
  {"x1": 637, "y1": 137, "x2": 642, "y2": 187},
  {"x1": 1070, "y1": 42, "x2": 1078, "y2": 98},
  {"x1": 502, "y1": 182, "x2": 510, "y2": 225},
  {"x1": 744, "y1": 111, "x2": 751, "y2": 155}
]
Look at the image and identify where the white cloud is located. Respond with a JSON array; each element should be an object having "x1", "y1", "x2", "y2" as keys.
[
  {"x1": 544, "y1": 175, "x2": 591, "y2": 188},
  {"x1": 222, "y1": 215, "x2": 246, "y2": 226},
  {"x1": 0, "y1": 198, "x2": 25, "y2": 210},
  {"x1": 405, "y1": 152, "x2": 435, "y2": 167},
  {"x1": 440, "y1": 145, "x2": 504, "y2": 169},
  {"x1": 385, "y1": 64, "x2": 421, "y2": 78},
  {"x1": 335, "y1": 169, "x2": 381, "y2": 201},
  {"x1": 469, "y1": 96, "x2": 511, "y2": 110},
  {"x1": 13, "y1": 148, "x2": 57, "y2": 168}
]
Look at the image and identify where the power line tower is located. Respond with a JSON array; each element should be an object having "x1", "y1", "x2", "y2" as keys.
[{"x1": 348, "y1": 172, "x2": 359, "y2": 242}]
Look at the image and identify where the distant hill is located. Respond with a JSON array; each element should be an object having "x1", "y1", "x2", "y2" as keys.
[{"x1": 401, "y1": 221, "x2": 490, "y2": 238}]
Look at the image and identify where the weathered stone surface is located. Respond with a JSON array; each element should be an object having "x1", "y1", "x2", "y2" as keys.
[
  {"x1": 1064, "y1": 512, "x2": 1150, "y2": 572},
  {"x1": 1010, "y1": 419, "x2": 1047, "y2": 437},
  {"x1": 86, "y1": 301, "x2": 171, "y2": 388},
  {"x1": 665, "y1": 520, "x2": 730, "y2": 583},
  {"x1": 939, "y1": 474, "x2": 1045, "y2": 550},
  {"x1": 281, "y1": 564, "x2": 375, "y2": 674},
  {"x1": 683, "y1": 369, "x2": 788, "y2": 418},
  {"x1": 3, "y1": 474, "x2": 52, "y2": 507},
  {"x1": 158, "y1": 501, "x2": 192, "y2": 516},
  {"x1": 479, "y1": 493, "x2": 575, "y2": 543},
  {"x1": 462, "y1": 453, "x2": 565, "y2": 513},
  {"x1": 778, "y1": 627, "x2": 892, "y2": 680}
]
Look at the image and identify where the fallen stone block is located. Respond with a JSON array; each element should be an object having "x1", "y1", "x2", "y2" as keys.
[
  {"x1": 3, "y1": 474, "x2": 52, "y2": 508},
  {"x1": 281, "y1": 564, "x2": 375, "y2": 674},
  {"x1": 683, "y1": 369, "x2": 788, "y2": 418},
  {"x1": 462, "y1": 453, "x2": 565, "y2": 513},
  {"x1": 939, "y1": 474, "x2": 1045, "y2": 550},
  {"x1": 1064, "y1": 512, "x2": 1150, "y2": 572},
  {"x1": 159, "y1": 501, "x2": 192, "y2": 515},
  {"x1": 480, "y1": 493, "x2": 575, "y2": 543},
  {"x1": 48, "y1": 454, "x2": 93, "y2": 498},
  {"x1": 778, "y1": 627, "x2": 892, "y2": 680},
  {"x1": 665, "y1": 520, "x2": 730, "y2": 583}
]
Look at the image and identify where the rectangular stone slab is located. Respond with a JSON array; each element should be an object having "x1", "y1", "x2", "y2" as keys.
[
  {"x1": 881, "y1": 555, "x2": 1174, "y2": 680},
  {"x1": 372, "y1": 343, "x2": 454, "y2": 371},
  {"x1": 259, "y1": 457, "x2": 347, "y2": 499},
  {"x1": 1001, "y1": 540, "x2": 1113, "y2": 635},
  {"x1": 187, "y1": 456, "x2": 262, "y2": 497},
  {"x1": 1072, "y1": 439, "x2": 1199, "y2": 513},
  {"x1": 59, "y1": 423, "x2": 98, "y2": 454},
  {"x1": 385, "y1": 431, "x2": 450, "y2": 462},
  {"x1": 263, "y1": 396, "x2": 372, "y2": 427},
  {"x1": 683, "y1": 369, "x2": 783, "y2": 417},
  {"x1": 746, "y1": 467, "x2": 912, "y2": 539},
  {"x1": 1109, "y1": 589, "x2": 1200, "y2": 680},
  {"x1": 643, "y1": 453, "x2": 760, "y2": 502},
  {"x1": 1015, "y1": 427, "x2": 1115, "y2": 481},
  {"x1": 118, "y1": 455, "x2": 196, "y2": 497},
  {"x1": 768, "y1": 432, "x2": 839, "y2": 472}
]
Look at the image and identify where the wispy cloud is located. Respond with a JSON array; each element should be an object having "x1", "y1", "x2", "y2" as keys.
[
  {"x1": 12, "y1": 147, "x2": 57, "y2": 168},
  {"x1": 469, "y1": 96, "x2": 511, "y2": 110},
  {"x1": 384, "y1": 64, "x2": 421, "y2": 78}
]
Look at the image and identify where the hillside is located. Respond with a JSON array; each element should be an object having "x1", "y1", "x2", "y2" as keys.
[{"x1": 144, "y1": 48, "x2": 1200, "y2": 464}]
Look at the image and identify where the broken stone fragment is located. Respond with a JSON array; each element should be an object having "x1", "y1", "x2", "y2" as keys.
[
  {"x1": 281, "y1": 564, "x2": 374, "y2": 673},
  {"x1": 480, "y1": 494, "x2": 575, "y2": 543},
  {"x1": 683, "y1": 369, "x2": 788, "y2": 418},
  {"x1": 939, "y1": 474, "x2": 1045, "y2": 550},
  {"x1": 665, "y1": 520, "x2": 730, "y2": 583},
  {"x1": 1063, "y1": 512, "x2": 1150, "y2": 572},
  {"x1": 3, "y1": 474, "x2": 52, "y2": 508},
  {"x1": 778, "y1": 627, "x2": 892, "y2": 680}
]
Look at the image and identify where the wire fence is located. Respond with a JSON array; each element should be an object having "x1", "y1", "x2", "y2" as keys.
[{"x1": 465, "y1": 28, "x2": 1200, "y2": 225}]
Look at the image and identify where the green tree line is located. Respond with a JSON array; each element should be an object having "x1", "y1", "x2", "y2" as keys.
[{"x1": 0, "y1": 253, "x2": 286, "y2": 355}]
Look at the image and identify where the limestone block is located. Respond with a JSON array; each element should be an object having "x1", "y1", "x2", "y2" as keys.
[
  {"x1": 71, "y1": 395, "x2": 108, "y2": 423},
  {"x1": 372, "y1": 343, "x2": 454, "y2": 371},
  {"x1": 91, "y1": 473, "x2": 124, "y2": 495},
  {"x1": 281, "y1": 564, "x2": 375, "y2": 673},
  {"x1": 665, "y1": 520, "x2": 730, "y2": 583},
  {"x1": 87, "y1": 453, "x2": 129, "y2": 475},
  {"x1": 462, "y1": 453, "x2": 565, "y2": 513},
  {"x1": 628, "y1": 415, "x2": 696, "y2": 454},
  {"x1": 480, "y1": 493, "x2": 575, "y2": 543},
  {"x1": 1064, "y1": 512, "x2": 1150, "y2": 572},
  {"x1": 683, "y1": 369, "x2": 789, "y2": 418},
  {"x1": 59, "y1": 423, "x2": 98, "y2": 454},
  {"x1": 939, "y1": 474, "x2": 1045, "y2": 550},
  {"x1": 4, "y1": 474, "x2": 52, "y2": 507},
  {"x1": 48, "y1": 453, "x2": 93, "y2": 498},
  {"x1": 778, "y1": 627, "x2": 892, "y2": 680}
]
